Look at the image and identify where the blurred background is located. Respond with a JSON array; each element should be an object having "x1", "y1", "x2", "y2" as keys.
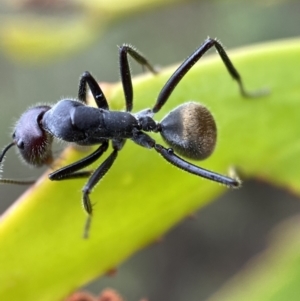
[{"x1": 0, "y1": 1, "x2": 300, "y2": 300}]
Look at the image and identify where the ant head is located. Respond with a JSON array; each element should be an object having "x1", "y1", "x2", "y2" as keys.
[
  {"x1": 160, "y1": 102, "x2": 217, "y2": 160},
  {"x1": 9, "y1": 105, "x2": 53, "y2": 167}
]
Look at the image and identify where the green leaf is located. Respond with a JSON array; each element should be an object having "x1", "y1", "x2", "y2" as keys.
[
  {"x1": 208, "y1": 217, "x2": 300, "y2": 301},
  {"x1": 0, "y1": 38, "x2": 299, "y2": 301}
]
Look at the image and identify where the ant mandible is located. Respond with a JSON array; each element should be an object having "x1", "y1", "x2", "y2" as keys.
[{"x1": 0, "y1": 38, "x2": 259, "y2": 238}]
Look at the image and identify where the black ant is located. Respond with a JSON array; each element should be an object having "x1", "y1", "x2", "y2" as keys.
[{"x1": 0, "y1": 38, "x2": 261, "y2": 238}]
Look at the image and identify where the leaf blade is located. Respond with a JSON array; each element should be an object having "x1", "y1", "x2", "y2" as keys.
[{"x1": 0, "y1": 38, "x2": 299, "y2": 301}]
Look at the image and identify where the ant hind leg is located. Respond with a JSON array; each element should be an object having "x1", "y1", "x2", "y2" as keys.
[
  {"x1": 154, "y1": 144, "x2": 240, "y2": 188},
  {"x1": 152, "y1": 37, "x2": 267, "y2": 114}
]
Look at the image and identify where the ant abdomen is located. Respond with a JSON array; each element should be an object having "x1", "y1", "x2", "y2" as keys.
[
  {"x1": 13, "y1": 105, "x2": 53, "y2": 166},
  {"x1": 159, "y1": 102, "x2": 217, "y2": 160}
]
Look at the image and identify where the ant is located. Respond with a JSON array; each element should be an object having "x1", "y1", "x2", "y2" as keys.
[{"x1": 0, "y1": 38, "x2": 261, "y2": 238}]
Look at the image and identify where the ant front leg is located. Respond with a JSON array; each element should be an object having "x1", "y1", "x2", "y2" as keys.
[
  {"x1": 118, "y1": 44, "x2": 158, "y2": 112},
  {"x1": 152, "y1": 37, "x2": 266, "y2": 113},
  {"x1": 49, "y1": 141, "x2": 110, "y2": 238},
  {"x1": 78, "y1": 71, "x2": 109, "y2": 109},
  {"x1": 49, "y1": 141, "x2": 109, "y2": 181}
]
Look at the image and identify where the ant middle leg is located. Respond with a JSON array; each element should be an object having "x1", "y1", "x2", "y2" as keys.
[
  {"x1": 152, "y1": 37, "x2": 265, "y2": 114},
  {"x1": 118, "y1": 44, "x2": 158, "y2": 112},
  {"x1": 82, "y1": 138, "x2": 126, "y2": 238}
]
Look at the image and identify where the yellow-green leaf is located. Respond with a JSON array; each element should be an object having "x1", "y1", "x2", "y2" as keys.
[{"x1": 0, "y1": 38, "x2": 299, "y2": 301}]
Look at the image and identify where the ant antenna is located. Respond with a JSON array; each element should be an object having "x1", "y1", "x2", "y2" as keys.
[
  {"x1": 0, "y1": 142, "x2": 15, "y2": 163},
  {"x1": 0, "y1": 142, "x2": 36, "y2": 185}
]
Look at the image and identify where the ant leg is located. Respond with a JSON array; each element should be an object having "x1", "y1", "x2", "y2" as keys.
[
  {"x1": 78, "y1": 71, "x2": 109, "y2": 109},
  {"x1": 118, "y1": 44, "x2": 158, "y2": 112},
  {"x1": 82, "y1": 149, "x2": 118, "y2": 238},
  {"x1": 49, "y1": 141, "x2": 109, "y2": 181},
  {"x1": 154, "y1": 144, "x2": 240, "y2": 188},
  {"x1": 152, "y1": 37, "x2": 264, "y2": 113},
  {"x1": 131, "y1": 131, "x2": 239, "y2": 188},
  {"x1": 82, "y1": 139, "x2": 125, "y2": 238}
]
